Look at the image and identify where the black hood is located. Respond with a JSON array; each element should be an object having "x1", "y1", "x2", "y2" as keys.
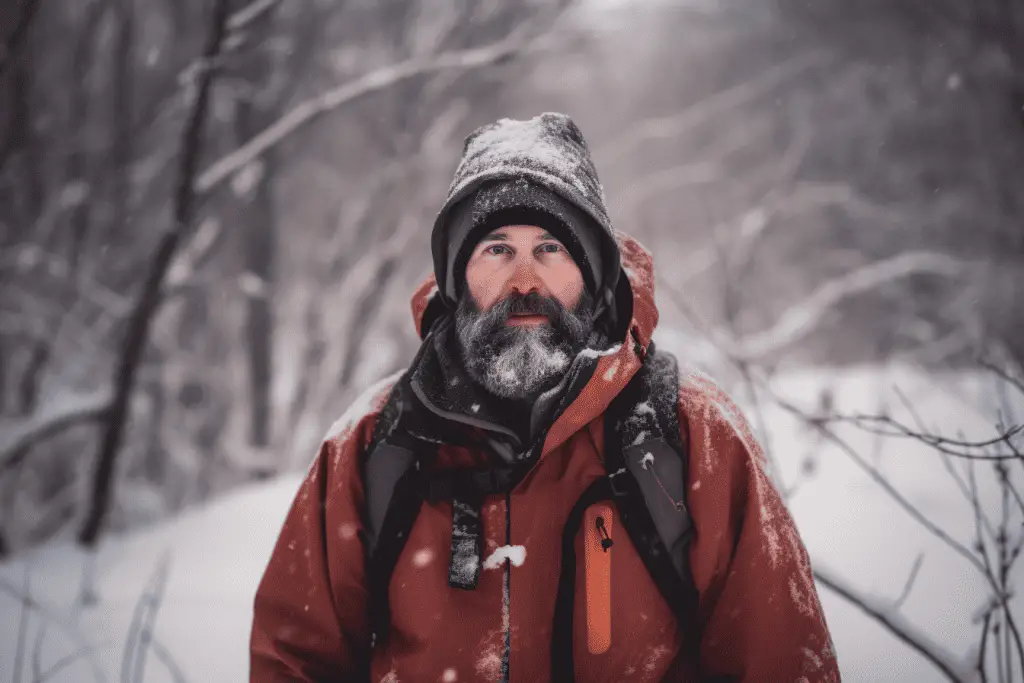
[{"x1": 429, "y1": 112, "x2": 629, "y2": 339}]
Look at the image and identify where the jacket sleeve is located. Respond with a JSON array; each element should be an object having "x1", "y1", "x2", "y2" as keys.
[
  {"x1": 679, "y1": 375, "x2": 840, "y2": 683},
  {"x1": 250, "y1": 410, "x2": 378, "y2": 682}
]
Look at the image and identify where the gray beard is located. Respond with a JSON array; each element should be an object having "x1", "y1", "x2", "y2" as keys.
[{"x1": 455, "y1": 290, "x2": 595, "y2": 401}]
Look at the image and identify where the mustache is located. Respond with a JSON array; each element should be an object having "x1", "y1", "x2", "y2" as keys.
[
  {"x1": 491, "y1": 292, "x2": 568, "y2": 322},
  {"x1": 455, "y1": 289, "x2": 594, "y2": 353}
]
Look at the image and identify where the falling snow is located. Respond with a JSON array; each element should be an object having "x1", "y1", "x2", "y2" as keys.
[{"x1": 412, "y1": 548, "x2": 434, "y2": 568}]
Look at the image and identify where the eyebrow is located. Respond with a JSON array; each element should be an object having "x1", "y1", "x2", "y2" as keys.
[{"x1": 481, "y1": 230, "x2": 557, "y2": 242}]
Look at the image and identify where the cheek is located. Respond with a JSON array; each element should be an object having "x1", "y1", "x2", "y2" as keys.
[
  {"x1": 547, "y1": 268, "x2": 585, "y2": 309},
  {"x1": 465, "y1": 260, "x2": 500, "y2": 309}
]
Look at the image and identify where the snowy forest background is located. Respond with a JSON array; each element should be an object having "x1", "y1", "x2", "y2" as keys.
[{"x1": 1, "y1": 0, "x2": 1023, "y2": 681}]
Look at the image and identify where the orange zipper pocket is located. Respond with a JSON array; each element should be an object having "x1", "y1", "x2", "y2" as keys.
[{"x1": 584, "y1": 503, "x2": 614, "y2": 654}]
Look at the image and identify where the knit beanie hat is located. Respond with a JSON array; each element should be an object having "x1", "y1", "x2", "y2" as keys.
[{"x1": 444, "y1": 177, "x2": 605, "y2": 301}]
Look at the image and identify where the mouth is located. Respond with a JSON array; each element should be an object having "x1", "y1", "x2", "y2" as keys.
[{"x1": 507, "y1": 313, "x2": 548, "y2": 326}]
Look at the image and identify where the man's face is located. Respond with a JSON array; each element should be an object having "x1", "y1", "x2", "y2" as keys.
[{"x1": 456, "y1": 225, "x2": 595, "y2": 401}]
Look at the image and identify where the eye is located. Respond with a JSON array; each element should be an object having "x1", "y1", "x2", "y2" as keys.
[
  {"x1": 537, "y1": 243, "x2": 563, "y2": 255},
  {"x1": 485, "y1": 244, "x2": 512, "y2": 256}
]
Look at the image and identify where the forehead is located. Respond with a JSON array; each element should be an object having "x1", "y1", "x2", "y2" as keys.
[{"x1": 482, "y1": 225, "x2": 558, "y2": 241}]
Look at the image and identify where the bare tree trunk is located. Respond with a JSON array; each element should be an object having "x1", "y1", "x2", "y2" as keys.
[
  {"x1": 66, "y1": 0, "x2": 107, "y2": 268},
  {"x1": 232, "y1": 0, "x2": 320, "y2": 451},
  {"x1": 17, "y1": 343, "x2": 48, "y2": 415},
  {"x1": 107, "y1": 0, "x2": 134, "y2": 249},
  {"x1": 0, "y1": 0, "x2": 41, "y2": 79},
  {"x1": 235, "y1": 105, "x2": 277, "y2": 449},
  {"x1": 338, "y1": 259, "x2": 397, "y2": 387},
  {"x1": 78, "y1": 0, "x2": 233, "y2": 548}
]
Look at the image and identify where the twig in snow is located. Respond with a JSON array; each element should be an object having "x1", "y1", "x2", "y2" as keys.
[
  {"x1": 979, "y1": 359, "x2": 1024, "y2": 400},
  {"x1": 813, "y1": 562, "x2": 975, "y2": 683},
  {"x1": 893, "y1": 553, "x2": 926, "y2": 610},
  {"x1": 121, "y1": 551, "x2": 173, "y2": 683},
  {"x1": 150, "y1": 637, "x2": 190, "y2": 683},
  {"x1": 0, "y1": 575, "x2": 108, "y2": 683},
  {"x1": 817, "y1": 412, "x2": 1023, "y2": 461},
  {"x1": 13, "y1": 564, "x2": 31, "y2": 683},
  {"x1": 772, "y1": 387, "x2": 993, "y2": 580},
  {"x1": 32, "y1": 641, "x2": 111, "y2": 683}
]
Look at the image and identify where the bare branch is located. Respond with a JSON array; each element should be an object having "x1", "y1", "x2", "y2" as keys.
[
  {"x1": 769, "y1": 387, "x2": 994, "y2": 581},
  {"x1": 195, "y1": 22, "x2": 549, "y2": 195},
  {"x1": 0, "y1": 389, "x2": 113, "y2": 473},
  {"x1": 78, "y1": 0, "x2": 234, "y2": 548},
  {"x1": 149, "y1": 638, "x2": 190, "y2": 683},
  {"x1": 818, "y1": 412, "x2": 1023, "y2": 462},
  {"x1": 814, "y1": 562, "x2": 978, "y2": 683},
  {"x1": 616, "y1": 161, "x2": 722, "y2": 216},
  {"x1": 894, "y1": 552, "x2": 926, "y2": 610},
  {"x1": 726, "y1": 252, "x2": 964, "y2": 360},
  {"x1": 0, "y1": 576, "x2": 109, "y2": 683},
  {"x1": 600, "y1": 51, "x2": 831, "y2": 163},
  {"x1": 980, "y1": 359, "x2": 1024, "y2": 400},
  {"x1": 0, "y1": 244, "x2": 133, "y2": 315},
  {"x1": 33, "y1": 641, "x2": 110, "y2": 683},
  {"x1": 227, "y1": 0, "x2": 282, "y2": 33},
  {"x1": 121, "y1": 551, "x2": 173, "y2": 683}
]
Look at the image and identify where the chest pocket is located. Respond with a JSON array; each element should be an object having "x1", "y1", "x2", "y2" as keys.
[{"x1": 583, "y1": 503, "x2": 615, "y2": 655}]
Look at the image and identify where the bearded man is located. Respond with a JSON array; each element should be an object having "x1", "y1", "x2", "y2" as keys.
[{"x1": 250, "y1": 113, "x2": 840, "y2": 683}]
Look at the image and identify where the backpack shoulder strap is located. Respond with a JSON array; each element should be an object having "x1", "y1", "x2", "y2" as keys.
[
  {"x1": 360, "y1": 375, "x2": 430, "y2": 655},
  {"x1": 606, "y1": 343, "x2": 698, "y2": 620}
]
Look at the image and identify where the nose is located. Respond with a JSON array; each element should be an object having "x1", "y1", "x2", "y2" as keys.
[{"x1": 507, "y1": 252, "x2": 543, "y2": 295}]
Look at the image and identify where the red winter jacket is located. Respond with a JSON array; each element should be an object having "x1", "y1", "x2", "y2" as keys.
[{"x1": 250, "y1": 234, "x2": 840, "y2": 683}]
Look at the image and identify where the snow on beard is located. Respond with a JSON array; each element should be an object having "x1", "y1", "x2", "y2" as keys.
[{"x1": 456, "y1": 290, "x2": 595, "y2": 400}]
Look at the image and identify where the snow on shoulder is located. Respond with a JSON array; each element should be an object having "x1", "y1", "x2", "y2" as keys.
[
  {"x1": 678, "y1": 366, "x2": 769, "y2": 476},
  {"x1": 322, "y1": 369, "x2": 405, "y2": 444}
]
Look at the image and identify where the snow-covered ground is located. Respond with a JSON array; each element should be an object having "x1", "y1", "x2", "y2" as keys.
[{"x1": 1, "y1": 363, "x2": 1021, "y2": 683}]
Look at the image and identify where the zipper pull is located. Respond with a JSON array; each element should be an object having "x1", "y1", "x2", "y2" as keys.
[{"x1": 595, "y1": 516, "x2": 614, "y2": 551}]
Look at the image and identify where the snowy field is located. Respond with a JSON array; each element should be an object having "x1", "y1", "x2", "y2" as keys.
[{"x1": 1, "y1": 363, "x2": 1021, "y2": 683}]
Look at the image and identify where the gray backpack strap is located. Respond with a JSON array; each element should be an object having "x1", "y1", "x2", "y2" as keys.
[
  {"x1": 615, "y1": 345, "x2": 694, "y2": 579},
  {"x1": 362, "y1": 377, "x2": 431, "y2": 656},
  {"x1": 362, "y1": 379, "x2": 412, "y2": 556}
]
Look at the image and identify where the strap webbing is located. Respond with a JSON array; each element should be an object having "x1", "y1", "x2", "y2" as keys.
[{"x1": 448, "y1": 495, "x2": 483, "y2": 589}]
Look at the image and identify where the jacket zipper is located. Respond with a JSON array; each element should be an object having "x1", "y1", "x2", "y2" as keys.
[{"x1": 502, "y1": 489, "x2": 511, "y2": 683}]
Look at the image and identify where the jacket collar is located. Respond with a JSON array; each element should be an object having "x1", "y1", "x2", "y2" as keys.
[{"x1": 407, "y1": 232, "x2": 659, "y2": 459}]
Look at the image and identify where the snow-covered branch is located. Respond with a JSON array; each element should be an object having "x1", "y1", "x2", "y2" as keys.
[
  {"x1": 0, "y1": 389, "x2": 113, "y2": 473},
  {"x1": 226, "y1": 0, "x2": 282, "y2": 33},
  {"x1": 194, "y1": 22, "x2": 546, "y2": 195},
  {"x1": 726, "y1": 251, "x2": 963, "y2": 360},
  {"x1": 813, "y1": 561, "x2": 980, "y2": 683},
  {"x1": 600, "y1": 51, "x2": 830, "y2": 163}
]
